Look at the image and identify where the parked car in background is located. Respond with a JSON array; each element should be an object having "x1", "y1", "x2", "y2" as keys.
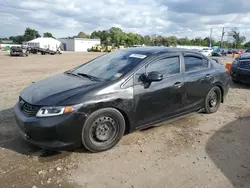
[
  {"x1": 231, "y1": 53, "x2": 250, "y2": 83},
  {"x1": 245, "y1": 48, "x2": 250, "y2": 53},
  {"x1": 226, "y1": 49, "x2": 233, "y2": 54},
  {"x1": 211, "y1": 49, "x2": 227, "y2": 57},
  {"x1": 10, "y1": 46, "x2": 28, "y2": 57},
  {"x1": 14, "y1": 47, "x2": 230, "y2": 152},
  {"x1": 200, "y1": 48, "x2": 213, "y2": 57}
]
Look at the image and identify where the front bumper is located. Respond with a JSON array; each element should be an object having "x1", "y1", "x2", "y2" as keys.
[
  {"x1": 231, "y1": 66, "x2": 250, "y2": 83},
  {"x1": 13, "y1": 103, "x2": 86, "y2": 150}
]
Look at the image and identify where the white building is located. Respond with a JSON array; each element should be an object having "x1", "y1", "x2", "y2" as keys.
[
  {"x1": 58, "y1": 38, "x2": 101, "y2": 52},
  {"x1": 23, "y1": 37, "x2": 62, "y2": 51}
]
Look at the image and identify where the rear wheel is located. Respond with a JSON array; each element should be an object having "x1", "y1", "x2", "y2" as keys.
[
  {"x1": 204, "y1": 86, "x2": 222, "y2": 114},
  {"x1": 81, "y1": 108, "x2": 125, "y2": 153}
]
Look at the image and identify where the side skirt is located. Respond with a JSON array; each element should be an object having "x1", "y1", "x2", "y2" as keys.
[{"x1": 135, "y1": 108, "x2": 203, "y2": 131}]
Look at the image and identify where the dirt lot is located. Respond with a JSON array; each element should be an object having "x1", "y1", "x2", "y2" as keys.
[{"x1": 0, "y1": 51, "x2": 250, "y2": 188}]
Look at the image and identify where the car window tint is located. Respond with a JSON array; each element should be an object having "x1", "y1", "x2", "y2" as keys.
[
  {"x1": 184, "y1": 56, "x2": 209, "y2": 72},
  {"x1": 146, "y1": 57, "x2": 180, "y2": 76}
]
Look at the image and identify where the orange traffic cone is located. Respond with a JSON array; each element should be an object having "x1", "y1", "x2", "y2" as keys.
[{"x1": 225, "y1": 63, "x2": 231, "y2": 72}]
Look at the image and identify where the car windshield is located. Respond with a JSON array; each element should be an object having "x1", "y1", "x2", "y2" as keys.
[
  {"x1": 245, "y1": 49, "x2": 250, "y2": 53},
  {"x1": 72, "y1": 50, "x2": 149, "y2": 81}
]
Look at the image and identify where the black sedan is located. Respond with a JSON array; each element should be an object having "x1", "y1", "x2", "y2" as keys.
[{"x1": 14, "y1": 47, "x2": 230, "y2": 152}]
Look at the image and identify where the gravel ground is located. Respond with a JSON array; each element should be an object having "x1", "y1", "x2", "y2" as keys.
[{"x1": 0, "y1": 52, "x2": 250, "y2": 188}]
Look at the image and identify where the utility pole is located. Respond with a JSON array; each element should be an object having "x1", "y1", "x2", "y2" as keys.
[
  {"x1": 209, "y1": 28, "x2": 213, "y2": 47},
  {"x1": 220, "y1": 27, "x2": 226, "y2": 48}
]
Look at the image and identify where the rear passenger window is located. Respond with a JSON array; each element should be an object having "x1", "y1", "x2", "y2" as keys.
[
  {"x1": 146, "y1": 56, "x2": 180, "y2": 77},
  {"x1": 184, "y1": 56, "x2": 209, "y2": 72}
]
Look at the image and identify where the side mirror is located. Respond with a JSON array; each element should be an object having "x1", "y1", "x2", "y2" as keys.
[{"x1": 146, "y1": 71, "x2": 163, "y2": 82}]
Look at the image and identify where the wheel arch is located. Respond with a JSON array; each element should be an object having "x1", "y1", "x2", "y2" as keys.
[
  {"x1": 83, "y1": 101, "x2": 132, "y2": 135},
  {"x1": 114, "y1": 107, "x2": 131, "y2": 135},
  {"x1": 213, "y1": 82, "x2": 224, "y2": 103}
]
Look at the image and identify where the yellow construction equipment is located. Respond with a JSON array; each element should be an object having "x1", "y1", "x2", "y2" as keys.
[
  {"x1": 91, "y1": 45, "x2": 104, "y2": 52},
  {"x1": 90, "y1": 45, "x2": 126, "y2": 52},
  {"x1": 104, "y1": 46, "x2": 114, "y2": 52}
]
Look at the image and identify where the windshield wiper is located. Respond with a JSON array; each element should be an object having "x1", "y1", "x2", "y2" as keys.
[
  {"x1": 77, "y1": 73, "x2": 101, "y2": 82},
  {"x1": 64, "y1": 71, "x2": 80, "y2": 77}
]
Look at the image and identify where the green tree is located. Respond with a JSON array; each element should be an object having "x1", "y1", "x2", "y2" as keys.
[
  {"x1": 90, "y1": 31, "x2": 100, "y2": 39},
  {"x1": 201, "y1": 37, "x2": 210, "y2": 46},
  {"x1": 43, "y1": 32, "x2": 54, "y2": 38},
  {"x1": 167, "y1": 36, "x2": 178, "y2": 46},
  {"x1": 177, "y1": 37, "x2": 190, "y2": 45},
  {"x1": 23, "y1": 27, "x2": 40, "y2": 41},
  {"x1": 143, "y1": 35, "x2": 152, "y2": 45},
  {"x1": 9, "y1": 35, "x2": 25, "y2": 44},
  {"x1": 228, "y1": 28, "x2": 246, "y2": 48},
  {"x1": 244, "y1": 41, "x2": 250, "y2": 48},
  {"x1": 108, "y1": 27, "x2": 126, "y2": 46},
  {"x1": 126, "y1": 33, "x2": 135, "y2": 46},
  {"x1": 76, "y1": 32, "x2": 89, "y2": 38},
  {"x1": 155, "y1": 36, "x2": 164, "y2": 46}
]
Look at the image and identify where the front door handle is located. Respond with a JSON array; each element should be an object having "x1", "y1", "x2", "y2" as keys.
[{"x1": 173, "y1": 82, "x2": 183, "y2": 88}]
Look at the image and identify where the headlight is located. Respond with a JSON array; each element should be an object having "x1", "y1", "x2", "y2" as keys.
[{"x1": 36, "y1": 103, "x2": 83, "y2": 117}]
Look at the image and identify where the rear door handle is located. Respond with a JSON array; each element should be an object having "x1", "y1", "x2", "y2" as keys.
[
  {"x1": 205, "y1": 74, "x2": 212, "y2": 79},
  {"x1": 200, "y1": 74, "x2": 212, "y2": 82},
  {"x1": 173, "y1": 82, "x2": 183, "y2": 88}
]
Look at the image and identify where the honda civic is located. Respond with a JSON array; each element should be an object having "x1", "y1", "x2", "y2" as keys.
[{"x1": 14, "y1": 47, "x2": 230, "y2": 152}]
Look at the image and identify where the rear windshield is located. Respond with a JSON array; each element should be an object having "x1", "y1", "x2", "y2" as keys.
[{"x1": 72, "y1": 50, "x2": 149, "y2": 81}]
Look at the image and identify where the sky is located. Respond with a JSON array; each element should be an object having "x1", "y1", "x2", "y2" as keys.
[{"x1": 1, "y1": 0, "x2": 250, "y2": 41}]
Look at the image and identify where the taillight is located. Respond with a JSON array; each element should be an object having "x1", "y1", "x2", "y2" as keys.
[{"x1": 225, "y1": 63, "x2": 231, "y2": 72}]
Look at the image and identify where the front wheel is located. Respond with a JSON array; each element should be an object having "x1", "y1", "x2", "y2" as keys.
[
  {"x1": 81, "y1": 108, "x2": 125, "y2": 152},
  {"x1": 204, "y1": 86, "x2": 222, "y2": 114}
]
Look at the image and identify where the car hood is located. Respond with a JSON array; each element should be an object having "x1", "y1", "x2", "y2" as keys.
[
  {"x1": 237, "y1": 53, "x2": 250, "y2": 60},
  {"x1": 20, "y1": 73, "x2": 101, "y2": 105}
]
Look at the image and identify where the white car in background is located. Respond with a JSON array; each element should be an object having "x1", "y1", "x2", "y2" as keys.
[{"x1": 200, "y1": 48, "x2": 213, "y2": 56}]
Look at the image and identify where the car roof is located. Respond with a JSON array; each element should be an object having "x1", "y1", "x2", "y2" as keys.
[{"x1": 120, "y1": 47, "x2": 198, "y2": 55}]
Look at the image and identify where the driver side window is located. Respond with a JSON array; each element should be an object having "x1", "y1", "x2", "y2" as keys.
[{"x1": 146, "y1": 56, "x2": 180, "y2": 77}]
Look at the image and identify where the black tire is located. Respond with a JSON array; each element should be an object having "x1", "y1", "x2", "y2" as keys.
[
  {"x1": 204, "y1": 86, "x2": 222, "y2": 114},
  {"x1": 82, "y1": 108, "x2": 125, "y2": 153}
]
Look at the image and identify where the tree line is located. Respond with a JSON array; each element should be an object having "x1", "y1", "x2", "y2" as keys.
[
  {"x1": 0, "y1": 28, "x2": 54, "y2": 44},
  {"x1": 1, "y1": 27, "x2": 250, "y2": 49}
]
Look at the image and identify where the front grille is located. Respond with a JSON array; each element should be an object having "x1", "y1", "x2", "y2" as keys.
[
  {"x1": 19, "y1": 97, "x2": 40, "y2": 117},
  {"x1": 239, "y1": 60, "x2": 250, "y2": 70}
]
